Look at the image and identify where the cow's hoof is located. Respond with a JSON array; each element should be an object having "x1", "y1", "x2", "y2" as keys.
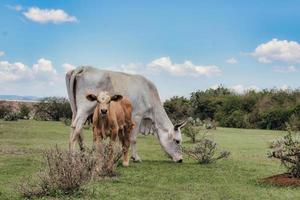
[
  {"x1": 122, "y1": 161, "x2": 129, "y2": 167},
  {"x1": 131, "y1": 156, "x2": 142, "y2": 162}
]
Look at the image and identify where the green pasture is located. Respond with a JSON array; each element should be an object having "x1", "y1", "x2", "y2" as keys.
[{"x1": 0, "y1": 120, "x2": 299, "y2": 199}]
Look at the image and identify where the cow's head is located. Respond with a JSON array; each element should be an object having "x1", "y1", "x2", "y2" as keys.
[
  {"x1": 159, "y1": 121, "x2": 186, "y2": 163},
  {"x1": 86, "y1": 91, "x2": 123, "y2": 117}
]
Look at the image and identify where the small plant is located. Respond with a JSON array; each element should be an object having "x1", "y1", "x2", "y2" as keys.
[
  {"x1": 18, "y1": 104, "x2": 31, "y2": 119},
  {"x1": 204, "y1": 118, "x2": 217, "y2": 130},
  {"x1": 182, "y1": 118, "x2": 203, "y2": 143},
  {"x1": 182, "y1": 137, "x2": 230, "y2": 164},
  {"x1": 60, "y1": 117, "x2": 72, "y2": 126},
  {"x1": 18, "y1": 140, "x2": 123, "y2": 198},
  {"x1": 286, "y1": 114, "x2": 300, "y2": 132},
  {"x1": 268, "y1": 129, "x2": 300, "y2": 178},
  {"x1": 96, "y1": 138, "x2": 123, "y2": 177},
  {"x1": 4, "y1": 112, "x2": 18, "y2": 121},
  {"x1": 19, "y1": 146, "x2": 97, "y2": 198}
]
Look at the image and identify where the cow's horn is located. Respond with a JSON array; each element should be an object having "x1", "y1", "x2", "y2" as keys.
[{"x1": 174, "y1": 121, "x2": 187, "y2": 130}]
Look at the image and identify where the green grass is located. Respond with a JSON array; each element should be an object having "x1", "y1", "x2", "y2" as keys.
[{"x1": 0, "y1": 120, "x2": 299, "y2": 199}]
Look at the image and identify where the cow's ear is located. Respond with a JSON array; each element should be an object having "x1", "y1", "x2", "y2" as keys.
[
  {"x1": 174, "y1": 121, "x2": 187, "y2": 131},
  {"x1": 111, "y1": 94, "x2": 123, "y2": 101},
  {"x1": 86, "y1": 94, "x2": 97, "y2": 101}
]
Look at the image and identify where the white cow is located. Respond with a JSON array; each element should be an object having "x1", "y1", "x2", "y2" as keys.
[{"x1": 66, "y1": 66, "x2": 186, "y2": 162}]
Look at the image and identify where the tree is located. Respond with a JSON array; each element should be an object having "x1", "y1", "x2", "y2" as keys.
[
  {"x1": 34, "y1": 97, "x2": 72, "y2": 121},
  {"x1": 164, "y1": 96, "x2": 191, "y2": 123},
  {"x1": 19, "y1": 104, "x2": 31, "y2": 119},
  {"x1": 0, "y1": 105, "x2": 13, "y2": 119}
]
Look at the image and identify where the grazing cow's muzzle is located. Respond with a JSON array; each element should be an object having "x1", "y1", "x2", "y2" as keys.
[{"x1": 172, "y1": 153, "x2": 183, "y2": 163}]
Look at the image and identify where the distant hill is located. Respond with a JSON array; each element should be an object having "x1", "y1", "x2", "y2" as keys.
[{"x1": 0, "y1": 95, "x2": 41, "y2": 102}]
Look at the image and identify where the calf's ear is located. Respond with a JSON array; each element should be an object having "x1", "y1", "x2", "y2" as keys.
[
  {"x1": 111, "y1": 94, "x2": 123, "y2": 101},
  {"x1": 174, "y1": 121, "x2": 187, "y2": 131},
  {"x1": 86, "y1": 94, "x2": 97, "y2": 101}
]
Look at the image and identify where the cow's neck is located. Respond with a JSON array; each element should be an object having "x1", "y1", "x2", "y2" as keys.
[{"x1": 153, "y1": 104, "x2": 173, "y2": 133}]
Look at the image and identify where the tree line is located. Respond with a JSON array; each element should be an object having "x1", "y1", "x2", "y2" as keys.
[
  {"x1": 164, "y1": 86, "x2": 300, "y2": 130},
  {"x1": 2, "y1": 86, "x2": 300, "y2": 131},
  {"x1": 0, "y1": 97, "x2": 72, "y2": 121}
]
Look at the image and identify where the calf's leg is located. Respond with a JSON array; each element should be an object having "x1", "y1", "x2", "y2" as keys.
[{"x1": 122, "y1": 129, "x2": 131, "y2": 167}]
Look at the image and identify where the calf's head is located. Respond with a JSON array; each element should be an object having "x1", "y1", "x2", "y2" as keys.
[{"x1": 86, "y1": 91, "x2": 123, "y2": 117}]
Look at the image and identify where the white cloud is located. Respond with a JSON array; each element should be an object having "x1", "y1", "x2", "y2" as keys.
[
  {"x1": 226, "y1": 57, "x2": 238, "y2": 64},
  {"x1": 0, "y1": 61, "x2": 32, "y2": 82},
  {"x1": 23, "y1": 7, "x2": 77, "y2": 24},
  {"x1": 230, "y1": 84, "x2": 260, "y2": 94},
  {"x1": 252, "y1": 39, "x2": 300, "y2": 63},
  {"x1": 6, "y1": 4, "x2": 22, "y2": 11},
  {"x1": 273, "y1": 65, "x2": 297, "y2": 73},
  {"x1": 62, "y1": 63, "x2": 75, "y2": 73},
  {"x1": 148, "y1": 57, "x2": 221, "y2": 77},
  {"x1": 32, "y1": 58, "x2": 57, "y2": 80},
  {"x1": 0, "y1": 51, "x2": 5, "y2": 57},
  {"x1": 0, "y1": 58, "x2": 58, "y2": 83}
]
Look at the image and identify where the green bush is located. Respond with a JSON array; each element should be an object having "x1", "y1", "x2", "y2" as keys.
[
  {"x1": 4, "y1": 112, "x2": 18, "y2": 121},
  {"x1": 268, "y1": 130, "x2": 300, "y2": 177},
  {"x1": 258, "y1": 108, "x2": 292, "y2": 130},
  {"x1": 34, "y1": 97, "x2": 72, "y2": 121},
  {"x1": 182, "y1": 138, "x2": 230, "y2": 164},
  {"x1": 18, "y1": 104, "x2": 31, "y2": 119},
  {"x1": 164, "y1": 96, "x2": 191, "y2": 123},
  {"x1": 19, "y1": 147, "x2": 97, "y2": 198},
  {"x1": 0, "y1": 105, "x2": 12, "y2": 119},
  {"x1": 165, "y1": 87, "x2": 300, "y2": 130}
]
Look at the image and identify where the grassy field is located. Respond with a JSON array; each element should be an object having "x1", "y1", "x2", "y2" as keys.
[{"x1": 0, "y1": 120, "x2": 300, "y2": 199}]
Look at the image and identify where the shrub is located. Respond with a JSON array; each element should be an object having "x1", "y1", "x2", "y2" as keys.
[
  {"x1": 164, "y1": 96, "x2": 192, "y2": 123},
  {"x1": 182, "y1": 118, "x2": 203, "y2": 143},
  {"x1": 182, "y1": 138, "x2": 230, "y2": 164},
  {"x1": 97, "y1": 138, "x2": 123, "y2": 177},
  {"x1": 268, "y1": 130, "x2": 300, "y2": 178},
  {"x1": 34, "y1": 97, "x2": 72, "y2": 121},
  {"x1": 258, "y1": 108, "x2": 292, "y2": 130},
  {"x1": 19, "y1": 142, "x2": 123, "y2": 198},
  {"x1": 4, "y1": 112, "x2": 18, "y2": 121},
  {"x1": 0, "y1": 105, "x2": 13, "y2": 119},
  {"x1": 19, "y1": 147, "x2": 97, "y2": 198},
  {"x1": 203, "y1": 118, "x2": 217, "y2": 129},
  {"x1": 18, "y1": 104, "x2": 31, "y2": 119},
  {"x1": 60, "y1": 117, "x2": 72, "y2": 126},
  {"x1": 286, "y1": 114, "x2": 300, "y2": 132}
]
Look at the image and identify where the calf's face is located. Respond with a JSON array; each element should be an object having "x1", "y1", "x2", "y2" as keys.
[{"x1": 86, "y1": 91, "x2": 123, "y2": 117}]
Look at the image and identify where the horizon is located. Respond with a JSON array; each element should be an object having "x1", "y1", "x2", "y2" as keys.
[{"x1": 1, "y1": 1, "x2": 300, "y2": 100}]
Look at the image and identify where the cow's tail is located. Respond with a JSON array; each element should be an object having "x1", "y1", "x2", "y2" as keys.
[{"x1": 65, "y1": 69, "x2": 77, "y2": 122}]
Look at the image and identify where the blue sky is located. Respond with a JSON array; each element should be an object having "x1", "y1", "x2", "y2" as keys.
[{"x1": 1, "y1": 1, "x2": 300, "y2": 99}]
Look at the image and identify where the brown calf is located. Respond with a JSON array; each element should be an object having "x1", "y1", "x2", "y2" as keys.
[{"x1": 86, "y1": 91, "x2": 134, "y2": 170}]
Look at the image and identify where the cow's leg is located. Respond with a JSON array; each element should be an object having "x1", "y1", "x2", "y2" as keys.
[
  {"x1": 131, "y1": 116, "x2": 142, "y2": 162},
  {"x1": 78, "y1": 134, "x2": 85, "y2": 151},
  {"x1": 69, "y1": 112, "x2": 88, "y2": 152}
]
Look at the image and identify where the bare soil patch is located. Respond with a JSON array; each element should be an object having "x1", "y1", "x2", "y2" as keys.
[{"x1": 263, "y1": 173, "x2": 300, "y2": 186}]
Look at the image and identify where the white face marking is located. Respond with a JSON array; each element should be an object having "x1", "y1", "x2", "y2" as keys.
[{"x1": 97, "y1": 91, "x2": 111, "y2": 116}]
